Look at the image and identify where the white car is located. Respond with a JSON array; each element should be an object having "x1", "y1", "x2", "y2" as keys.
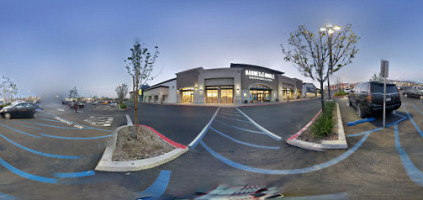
[
  {"x1": 344, "y1": 88, "x2": 351, "y2": 94},
  {"x1": 110, "y1": 102, "x2": 117, "y2": 107}
]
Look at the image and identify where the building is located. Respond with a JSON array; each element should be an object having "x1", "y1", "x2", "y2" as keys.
[
  {"x1": 143, "y1": 63, "x2": 303, "y2": 104},
  {"x1": 302, "y1": 83, "x2": 318, "y2": 98}
]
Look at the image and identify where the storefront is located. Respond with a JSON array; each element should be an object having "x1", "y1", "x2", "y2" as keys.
[{"x1": 145, "y1": 63, "x2": 303, "y2": 104}]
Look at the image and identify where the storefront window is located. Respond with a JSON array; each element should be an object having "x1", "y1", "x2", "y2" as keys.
[
  {"x1": 181, "y1": 90, "x2": 193, "y2": 103},
  {"x1": 206, "y1": 89, "x2": 218, "y2": 103},
  {"x1": 221, "y1": 89, "x2": 233, "y2": 104}
]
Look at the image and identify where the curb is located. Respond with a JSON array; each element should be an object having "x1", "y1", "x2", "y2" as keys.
[
  {"x1": 286, "y1": 103, "x2": 347, "y2": 151},
  {"x1": 95, "y1": 125, "x2": 188, "y2": 172}
]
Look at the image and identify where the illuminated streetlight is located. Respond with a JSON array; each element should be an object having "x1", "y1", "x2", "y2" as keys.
[{"x1": 320, "y1": 24, "x2": 342, "y2": 99}]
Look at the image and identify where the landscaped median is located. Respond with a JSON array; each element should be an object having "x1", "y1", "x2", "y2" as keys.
[
  {"x1": 286, "y1": 101, "x2": 347, "y2": 151},
  {"x1": 95, "y1": 125, "x2": 188, "y2": 172}
]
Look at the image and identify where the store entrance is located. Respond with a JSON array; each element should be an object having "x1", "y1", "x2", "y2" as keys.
[{"x1": 249, "y1": 84, "x2": 272, "y2": 103}]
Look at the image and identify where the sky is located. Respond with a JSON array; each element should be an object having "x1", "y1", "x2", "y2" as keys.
[{"x1": 1, "y1": 0, "x2": 423, "y2": 98}]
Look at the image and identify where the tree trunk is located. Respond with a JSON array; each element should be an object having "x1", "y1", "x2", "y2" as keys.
[
  {"x1": 327, "y1": 76, "x2": 331, "y2": 100},
  {"x1": 320, "y1": 81, "x2": 325, "y2": 113}
]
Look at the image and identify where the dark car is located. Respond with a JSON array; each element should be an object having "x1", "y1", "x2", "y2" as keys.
[
  {"x1": 349, "y1": 81, "x2": 401, "y2": 118},
  {"x1": 403, "y1": 88, "x2": 423, "y2": 99},
  {"x1": 0, "y1": 102, "x2": 37, "y2": 119}
]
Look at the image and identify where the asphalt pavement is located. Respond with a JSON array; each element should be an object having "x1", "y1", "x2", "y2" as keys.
[{"x1": 1, "y1": 97, "x2": 423, "y2": 199}]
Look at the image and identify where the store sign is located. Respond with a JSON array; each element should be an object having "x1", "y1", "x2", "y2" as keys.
[{"x1": 245, "y1": 70, "x2": 275, "y2": 82}]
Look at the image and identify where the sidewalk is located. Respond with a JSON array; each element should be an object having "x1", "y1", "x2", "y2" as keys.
[{"x1": 128, "y1": 97, "x2": 319, "y2": 108}]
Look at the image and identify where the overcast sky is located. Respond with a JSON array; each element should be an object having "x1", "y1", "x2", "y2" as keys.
[{"x1": 1, "y1": 0, "x2": 422, "y2": 98}]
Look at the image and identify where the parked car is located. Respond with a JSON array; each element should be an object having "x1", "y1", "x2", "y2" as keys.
[
  {"x1": 0, "y1": 102, "x2": 37, "y2": 119},
  {"x1": 92, "y1": 101, "x2": 98, "y2": 105},
  {"x1": 110, "y1": 102, "x2": 117, "y2": 107},
  {"x1": 344, "y1": 88, "x2": 351, "y2": 94},
  {"x1": 403, "y1": 88, "x2": 423, "y2": 99},
  {"x1": 349, "y1": 81, "x2": 401, "y2": 118}
]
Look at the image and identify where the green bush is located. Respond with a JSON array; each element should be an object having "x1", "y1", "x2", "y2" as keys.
[
  {"x1": 334, "y1": 91, "x2": 347, "y2": 96},
  {"x1": 312, "y1": 102, "x2": 335, "y2": 138},
  {"x1": 120, "y1": 103, "x2": 127, "y2": 109}
]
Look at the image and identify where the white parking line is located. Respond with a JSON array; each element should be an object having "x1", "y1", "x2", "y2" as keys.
[
  {"x1": 236, "y1": 108, "x2": 282, "y2": 141},
  {"x1": 125, "y1": 114, "x2": 133, "y2": 126},
  {"x1": 189, "y1": 108, "x2": 220, "y2": 148},
  {"x1": 57, "y1": 108, "x2": 65, "y2": 112}
]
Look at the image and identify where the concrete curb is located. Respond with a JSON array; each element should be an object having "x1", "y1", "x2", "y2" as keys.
[
  {"x1": 286, "y1": 103, "x2": 347, "y2": 151},
  {"x1": 95, "y1": 125, "x2": 188, "y2": 172}
]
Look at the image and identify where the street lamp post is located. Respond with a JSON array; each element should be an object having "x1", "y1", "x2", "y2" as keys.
[{"x1": 320, "y1": 25, "x2": 341, "y2": 100}]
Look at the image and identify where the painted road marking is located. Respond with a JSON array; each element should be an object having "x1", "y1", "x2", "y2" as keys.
[
  {"x1": 402, "y1": 104, "x2": 423, "y2": 137},
  {"x1": 37, "y1": 118, "x2": 63, "y2": 123},
  {"x1": 0, "y1": 192, "x2": 16, "y2": 200},
  {"x1": 282, "y1": 192, "x2": 348, "y2": 200},
  {"x1": 0, "y1": 122, "x2": 41, "y2": 138},
  {"x1": 0, "y1": 154, "x2": 57, "y2": 183},
  {"x1": 216, "y1": 114, "x2": 251, "y2": 123},
  {"x1": 219, "y1": 110, "x2": 244, "y2": 117},
  {"x1": 55, "y1": 170, "x2": 95, "y2": 178},
  {"x1": 0, "y1": 133, "x2": 80, "y2": 159},
  {"x1": 218, "y1": 112, "x2": 246, "y2": 119},
  {"x1": 189, "y1": 108, "x2": 220, "y2": 148},
  {"x1": 24, "y1": 122, "x2": 85, "y2": 130},
  {"x1": 288, "y1": 110, "x2": 322, "y2": 141},
  {"x1": 213, "y1": 119, "x2": 265, "y2": 134},
  {"x1": 411, "y1": 104, "x2": 423, "y2": 116},
  {"x1": 41, "y1": 133, "x2": 112, "y2": 140},
  {"x1": 84, "y1": 116, "x2": 114, "y2": 127},
  {"x1": 236, "y1": 107, "x2": 282, "y2": 141},
  {"x1": 209, "y1": 127, "x2": 280, "y2": 150},
  {"x1": 126, "y1": 114, "x2": 133, "y2": 126},
  {"x1": 199, "y1": 130, "x2": 372, "y2": 175},
  {"x1": 346, "y1": 118, "x2": 375, "y2": 127},
  {"x1": 395, "y1": 124, "x2": 423, "y2": 186},
  {"x1": 57, "y1": 108, "x2": 65, "y2": 112},
  {"x1": 346, "y1": 127, "x2": 383, "y2": 138},
  {"x1": 138, "y1": 170, "x2": 171, "y2": 200},
  {"x1": 9, "y1": 121, "x2": 42, "y2": 130}
]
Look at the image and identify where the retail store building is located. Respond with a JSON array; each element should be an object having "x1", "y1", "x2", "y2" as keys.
[{"x1": 143, "y1": 63, "x2": 303, "y2": 104}]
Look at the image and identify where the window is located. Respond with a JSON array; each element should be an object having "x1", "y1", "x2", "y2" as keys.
[{"x1": 206, "y1": 89, "x2": 218, "y2": 103}]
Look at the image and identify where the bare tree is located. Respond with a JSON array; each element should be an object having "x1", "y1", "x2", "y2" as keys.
[
  {"x1": 115, "y1": 83, "x2": 129, "y2": 103},
  {"x1": 282, "y1": 25, "x2": 359, "y2": 112},
  {"x1": 68, "y1": 87, "x2": 79, "y2": 99},
  {"x1": 0, "y1": 76, "x2": 18, "y2": 102},
  {"x1": 282, "y1": 25, "x2": 331, "y2": 112},
  {"x1": 125, "y1": 42, "x2": 159, "y2": 139},
  {"x1": 321, "y1": 24, "x2": 359, "y2": 99}
]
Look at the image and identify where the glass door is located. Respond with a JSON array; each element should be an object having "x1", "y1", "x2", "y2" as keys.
[
  {"x1": 182, "y1": 91, "x2": 193, "y2": 103},
  {"x1": 206, "y1": 89, "x2": 218, "y2": 103},
  {"x1": 221, "y1": 89, "x2": 233, "y2": 104}
]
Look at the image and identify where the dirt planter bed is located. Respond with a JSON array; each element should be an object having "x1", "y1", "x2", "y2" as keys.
[
  {"x1": 286, "y1": 103, "x2": 347, "y2": 151},
  {"x1": 95, "y1": 125, "x2": 188, "y2": 172}
]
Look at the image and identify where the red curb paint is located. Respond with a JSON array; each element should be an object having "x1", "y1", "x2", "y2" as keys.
[
  {"x1": 139, "y1": 125, "x2": 188, "y2": 149},
  {"x1": 287, "y1": 110, "x2": 322, "y2": 141}
]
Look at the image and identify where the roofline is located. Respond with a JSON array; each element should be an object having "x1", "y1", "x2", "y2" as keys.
[
  {"x1": 230, "y1": 63, "x2": 284, "y2": 75},
  {"x1": 176, "y1": 67, "x2": 204, "y2": 75}
]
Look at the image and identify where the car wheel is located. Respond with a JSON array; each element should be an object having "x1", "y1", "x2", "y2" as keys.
[
  {"x1": 348, "y1": 99, "x2": 352, "y2": 107},
  {"x1": 4, "y1": 113, "x2": 11, "y2": 119},
  {"x1": 357, "y1": 104, "x2": 365, "y2": 118},
  {"x1": 404, "y1": 93, "x2": 408, "y2": 98}
]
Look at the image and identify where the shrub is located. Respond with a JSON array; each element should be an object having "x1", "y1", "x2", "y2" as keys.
[
  {"x1": 312, "y1": 102, "x2": 335, "y2": 138},
  {"x1": 334, "y1": 91, "x2": 347, "y2": 96},
  {"x1": 120, "y1": 103, "x2": 127, "y2": 109}
]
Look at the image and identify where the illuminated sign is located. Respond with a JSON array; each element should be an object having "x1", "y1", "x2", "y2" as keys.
[{"x1": 245, "y1": 70, "x2": 275, "y2": 82}]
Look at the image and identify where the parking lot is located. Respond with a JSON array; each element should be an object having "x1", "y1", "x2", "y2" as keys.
[{"x1": 1, "y1": 98, "x2": 423, "y2": 199}]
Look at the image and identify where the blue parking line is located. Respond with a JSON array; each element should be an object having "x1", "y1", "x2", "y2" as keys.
[
  {"x1": 394, "y1": 124, "x2": 423, "y2": 186},
  {"x1": 199, "y1": 130, "x2": 371, "y2": 175},
  {"x1": 0, "y1": 122, "x2": 41, "y2": 138},
  {"x1": 0, "y1": 154, "x2": 57, "y2": 183},
  {"x1": 346, "y1": 118, "x2": 375, "y2": 127},
  {"x1": 55, "y1": 170, "x2": 95, "y2": 178},
  {"x1": 37, "y1": 118, "x2": 63, "y2": 123},
  {"x1": 0, "y1": 192, "x2": 16, "y2": 200},
  {"x1": 402, "y1": 104, "x2": 423, "y2": 137},
  {"x1": 0, "y1": 133, "x2": 79, "y2": 159},
  {"x1": 41, "y1": 133, "x2": 112, "y2": 140},
  {"x1": 216, "y1": 115, "x2": 251, "y2": 123},
  {"x1": 210, "y1": 127, "x2": 280, "y2": 150},
  {"x1": 411, "y1": 104, "x2": 423, "y2": 117},
  {"x1": 386, "y1": 114, "x2": 408, "y2": 128},
  {"x1": 9, "y1": 121, "x2": 43, "y2": 130},
  {"x1": 346, "y1": 127, "x2": 383, "y2": 137},
  {"x1": 24, "y1": 121, "x2": 84, "y2": 130},
  {"x1": 139, "y1": 170, "x2": 171, "y2": 200},
  {"x1": 214, "y1": 119, "x2": 265, "y2": 134}
]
